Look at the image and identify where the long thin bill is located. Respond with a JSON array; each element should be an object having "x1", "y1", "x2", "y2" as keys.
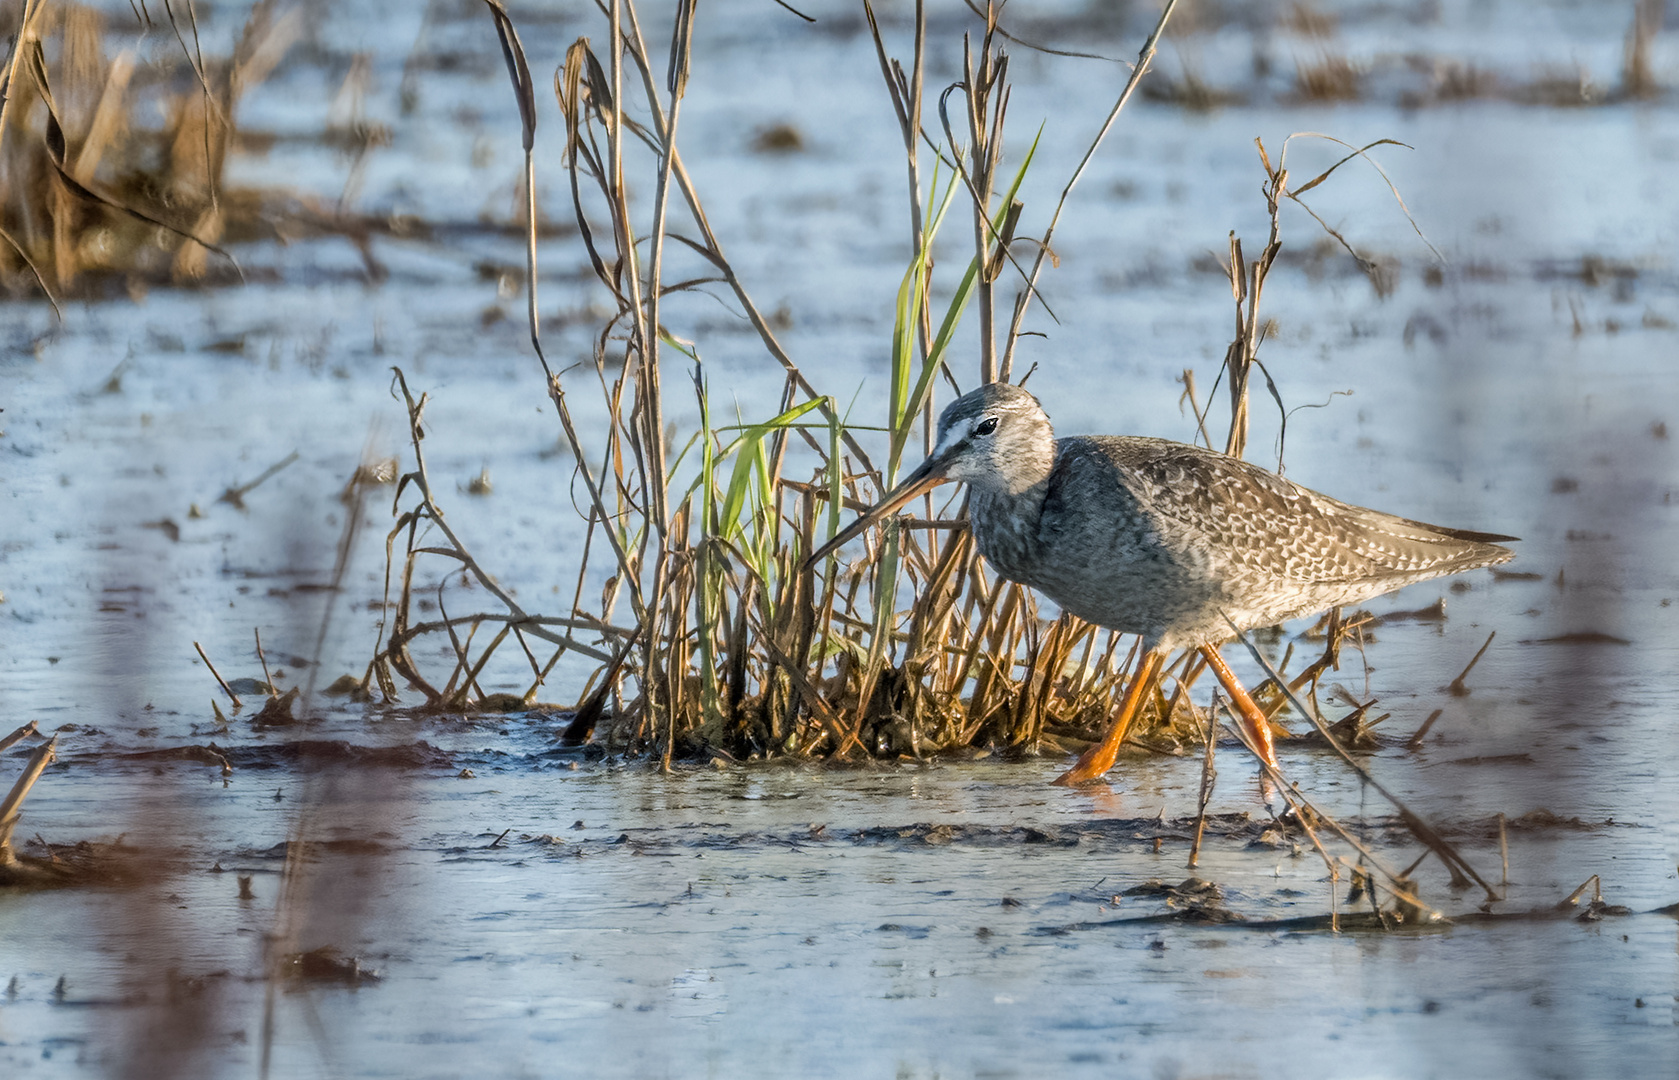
[{"x1": 805, "y1": 462, "x2": 948, "y2": 566}]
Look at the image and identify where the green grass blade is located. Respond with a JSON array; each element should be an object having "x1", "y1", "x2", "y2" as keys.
[{"x1": 894, "y1": 126, "x2": 1044, "y2": 467}]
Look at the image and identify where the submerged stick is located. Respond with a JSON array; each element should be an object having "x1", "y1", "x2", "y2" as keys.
[
  {"x1": 195, "y1": 641, "x2": 242, "y2": 708},
  {"x1": 0, "y1": 737, "x2": 58, "y2": 862},
  {"x1": 1405, "y1": 708, "x2": 1443, "y2": 750},
  {"x1": 1448, "y1": 630, "x2": 1496, "y2": 695},
  {"x1": 0, "y1": 720, "x2": 39, "y2": 756},
  {"x1": 217, "y1": 451, "x2": 299, "y2": 509},
  {"x1": 1187, "y1": 689, "x2": 1218, "y2": 868},
  {"x1": 255, "y1": 628, "x2": 277, "y2": 698}
]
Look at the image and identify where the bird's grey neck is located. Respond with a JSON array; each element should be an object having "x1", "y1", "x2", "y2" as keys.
[
  {"x1": 982, "y1": 435, "x2": 1055, "y2": 497},
  {"x1": 966, "y1": 442, "x2": 1056, "y2": 583}
]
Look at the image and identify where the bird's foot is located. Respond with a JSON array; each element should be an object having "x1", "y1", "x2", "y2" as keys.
[{"x1": 1053, "y1": 746, "x2": 1115, "y2": 786}]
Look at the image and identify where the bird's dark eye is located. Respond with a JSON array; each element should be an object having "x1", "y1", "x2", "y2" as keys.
[{"x1": 974, "y1": 416, "x2": 999, "y2": 437}]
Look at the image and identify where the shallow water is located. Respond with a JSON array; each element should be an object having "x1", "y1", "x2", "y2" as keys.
[
  {"x1": 3, "y1": 754, "x2": 1677, "y2": 1078},
  {"x1": 3, "y1": 0, "x2": 1678, "y2": 1076}
]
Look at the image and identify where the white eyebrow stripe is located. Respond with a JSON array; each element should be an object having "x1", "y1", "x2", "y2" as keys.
[{"x1": 933, "y1": 423, "x2": 969, "y2": 457}]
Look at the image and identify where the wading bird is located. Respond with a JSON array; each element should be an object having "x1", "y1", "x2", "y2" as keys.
[{"x1": 809, "y1": 382, "x2": 1515, "y2": 784}]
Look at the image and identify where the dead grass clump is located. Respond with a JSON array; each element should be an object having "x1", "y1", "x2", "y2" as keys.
[
  {"x1": 1293, "y1": 51, "x2": 1363, "y2": 101},
  {"x1": 362, "y1": 0, "x2": 1203, "y2": 765},
  {"x1": 1515, "y1": 65, "x2": 1601, "y2": 107},
  {"x1": 1141, "y1": 67, "x2": 1246, "y2": 111},
  {"x1": 0, "y1": 0, "x2": 302, "y2": 304},
  {"x1": 1620, "y1": 0, "x2": 1664, "y2": 100},
  {"x1": 750, "y1": 123, "x2": 804, "y2": 153},
  {"x1": 361, "y1": 1, "x2": 1453, "y2": 801},
  {"x1": 1283, "y1": 2, "x2": 1336, "y2": 39},
  {"x1": 1417, "y1": 58, "x2": 1501, "y2": 104}
]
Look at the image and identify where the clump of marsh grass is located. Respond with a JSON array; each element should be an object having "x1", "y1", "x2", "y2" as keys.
[
  {"x1": 1292, "y1": 50, "x2": 1362, "y2": 101},
  {"x1": 369, "y1": 0, "x2": 1199, "y2": 766},
  {"x1": 1419, "y1": 58, "x2": 1502, "y2": 104},
  {"x1": 1620, "y1": 0, "x2": 1665, "y2": 100},
  {"x1": 370, "y1": 0, "x2": 1452, "y2": 778}
]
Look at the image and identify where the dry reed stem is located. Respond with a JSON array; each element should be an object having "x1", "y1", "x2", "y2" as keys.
[
  {"x1": 1620, "y1": 0, "x2": 1663, "y2": 99},
  {"x1": 1203, "y1": 133, "x2": 1440, "y2": 470},
  {"x1": 1187, "y1": 690, "x2": 1218, "y2": 868},
  {"x1": 375, "y1": 370, "x2": 617, "y2": 709},
  {"x1": 1448, "y1": 630, "x2": 1497, "y2": 694},
  {"x1": 254, "y1": 627, "x2": 277, "y2": 698},
  {"x1": 998, "y1": 0, "x2": 1181, "y2": 379},
  {"x1": 0, "y1": 720, "x2": 40, "y2": 755},
  {"x1": 863, "y1": 0, "x2": 927, "y2": 260},
  {"x1": 0, "y1": 736, "x2": 58, "y2": 863},
  {"x1": 194, "y1": 640, "x2": 242, "y2": 708},
  {"x1": 1558, "y1": 875, "x2": 1601, "y2": 909},
  {"x1": 1227, "y1": 717, "x2": 1442, "y2": 923},
  {"x1": 1498, "y1": 812, "x2": 1510, "y2": 886}
]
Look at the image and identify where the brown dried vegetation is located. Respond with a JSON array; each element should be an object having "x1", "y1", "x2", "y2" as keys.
[
  {"x1": 1293, "y1": 50, "x2": 1363, "y2": 102},
  {"x1": 0, "y1": 0, "x2": 307, "y2": 304}
]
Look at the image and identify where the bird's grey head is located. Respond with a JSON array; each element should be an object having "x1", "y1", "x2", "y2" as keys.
[
  {"x1": 927, "y1": 382, "x2": 1056, "y2": 495},
  {"x1": 802, "y1": 382, "x2": 1056, "y2": 568}
]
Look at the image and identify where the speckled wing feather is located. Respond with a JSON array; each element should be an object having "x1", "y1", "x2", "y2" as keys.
[
  {"x1": 1020, "y1": 435, "x2": 1514, "y2": 648},
  {"x1": 1076, "y1": 436, "x2": 1514, "y2": 585}
]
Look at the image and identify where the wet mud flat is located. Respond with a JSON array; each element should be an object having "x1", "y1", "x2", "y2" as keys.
[{"x1": 3, "y1": 735, "x2": 1679, "y2": 1079}]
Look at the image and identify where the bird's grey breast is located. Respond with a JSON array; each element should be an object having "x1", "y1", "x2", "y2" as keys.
[
  {"x1": 965, "y1": 437, "x2": 1197, "y2": 636},
  {"x1": 966, "y1": 484, "x2": 1044, "y2": 585}
]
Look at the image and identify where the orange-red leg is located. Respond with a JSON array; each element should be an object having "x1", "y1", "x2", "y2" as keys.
[
  {"x1": 1198, "y1": 646, "x2": 1279, "y2": 768},
  {"x1": 1054, "y1": 649, "x2": 1166, "y2": 786}
]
